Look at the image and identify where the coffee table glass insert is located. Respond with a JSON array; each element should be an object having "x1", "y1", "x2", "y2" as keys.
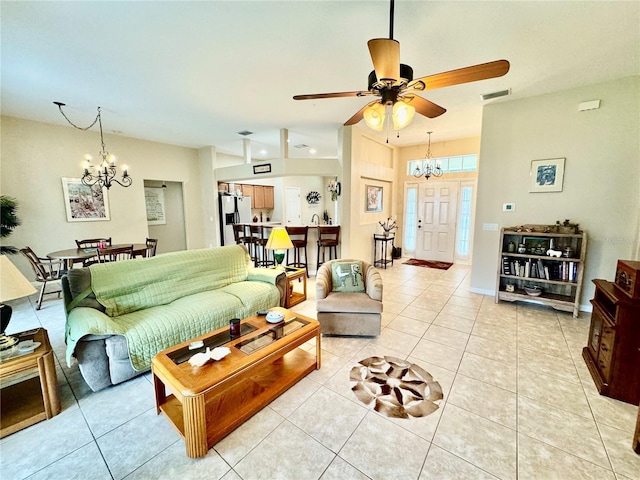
[
  {"x1": 168, "y1": 323, "x2": 258, "y2": 365},
  {"x1": 235, "y1": 318, "x2": 308, "y2": 355}
]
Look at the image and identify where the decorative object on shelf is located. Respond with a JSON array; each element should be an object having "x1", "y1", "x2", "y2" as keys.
[
  {"x1": 554, "y1": 219, "x2": 580, "y2": 234},
  {"x1": 327, "y1": 177, "x2": 341, "y2": 201},
  {"x1": 524, "y1": 286, "x2": 543, "y2": 297},
  {"x1": 378, "y1": 217, "x2": 397, "y2": 237},
  {"x1": 365, "y1": 185, "x2": 383, "y2": 212},
  {"x1": 546, "y1": 248, "x2": 562, "y2": 257},
  {"x1": 529, "y1": 157, "x2": 565, "y2": 193},
  {"x1": 61, "y1": 177, "x2": 110, "y2": 222},
  {"x1": 0, "y1": 256, "x2": 37, "y2": 350},
  {"x1": 507, "y1": 241, "x2": 515, "y2": 253},
  {"x1": 517, "y1": 243, "x2": 527, "y2": 254},
  {"x1": 265, "y1": 227, "x2": 294, "y2": 269},
  {"x1": 505, "y1": 284, "x2": 515, "y2": 293},
  {"x1": 413, "y1": 131, "x2": 443, "y2": 180},
  {"x1": 306, "y1": 191, "x2": 321, "y2": 204},
  {"x1": 54, "y1": 102, "x2": 131, "y2": 190},
  {"x1": 322, "y1": 209, "x2": 330, "y2": 224}
]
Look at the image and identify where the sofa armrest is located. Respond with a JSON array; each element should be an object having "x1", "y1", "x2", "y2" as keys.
[
  {"x1": 316, "y1": 263, "x2": 332, "y2": 300},
  {"x1": 365, "y1": 265, "x2": 383, "y2": 301},
  {"x1": 247, "y1": 267, "x2": 287, "y2": 307}
]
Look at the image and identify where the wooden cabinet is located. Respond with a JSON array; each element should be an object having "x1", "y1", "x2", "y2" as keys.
[
  {"x1": 241, "y1": 184, "x2": 253, "y2": 199},
  {"x1": 263, "y1": 186, "x2": 274, "y2": 209},
  {"x1": 582, "y1": 279, "x2": 640, "y2": 405},
  {"x1": 252, "y1": 185, "x2": 264, "y2": 209},
  {"x1": 495, "y1": 225, "x2": 587, "y2": 317},
  {"x1": 218, "y1": 182, "x2": 229, "y2": 192}
]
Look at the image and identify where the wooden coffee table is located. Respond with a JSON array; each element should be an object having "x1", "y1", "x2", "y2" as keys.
[{"x1": 151, "y1": 307, "x2": 321, "y2": 458}]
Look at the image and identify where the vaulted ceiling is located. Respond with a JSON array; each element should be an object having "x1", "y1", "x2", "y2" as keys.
[{"x1": 2, "y1": 1, "x2": 638, "y2": 160}]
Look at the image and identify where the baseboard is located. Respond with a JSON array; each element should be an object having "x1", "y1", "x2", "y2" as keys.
[{"x1": 469, "y1": 287, "x2": 495, "y2": 296}]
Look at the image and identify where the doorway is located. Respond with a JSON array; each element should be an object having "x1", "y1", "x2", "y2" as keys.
[
  {"x1": 284, "y1": 187, "x2": 302, "y2": 225},
  {"x1": 415, "y1": 181, "x2": 459, "y2": 262},
  {"x1": 144, "y1": 180, "x2": 187, "y2": 253}
]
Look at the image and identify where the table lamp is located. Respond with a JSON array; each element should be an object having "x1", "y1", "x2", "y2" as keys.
[
  {"x1": 265, "y1": 227, "x2": 293, "y2": 269},
  {"x1": 0, "y1": 255, "x2": 37, "y2": 350}
]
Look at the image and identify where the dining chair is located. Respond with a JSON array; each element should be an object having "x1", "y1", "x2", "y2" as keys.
[
  {"x1": 75, "y1": 237, "x2": 112, "y2": 266},
  {"x1": 145, "y1": 238, "x2": 158, "y2": 257},
  {"x1": 96, "y1": 245, "x2": 134, "y2": 263},
  {"x1": 19, "y1": 247, "x2": 66, "y2": 310}
]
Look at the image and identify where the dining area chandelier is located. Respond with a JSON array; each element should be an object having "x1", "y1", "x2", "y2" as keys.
[
  {"x1": 413, "y1": 131, "x2": 443, "y2": 180},
  {"x1": 54, "y1": 102, "x2": 132, "y2": 190}
]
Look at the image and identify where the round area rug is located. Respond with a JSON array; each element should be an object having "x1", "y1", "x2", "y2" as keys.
[{"x1": 350, "y1": 356, "x2": 443, "y2": 419}]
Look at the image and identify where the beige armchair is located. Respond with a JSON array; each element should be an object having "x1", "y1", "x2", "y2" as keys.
[{"x1": 316, "y1": 258, "x2": 383, "y2": 336}]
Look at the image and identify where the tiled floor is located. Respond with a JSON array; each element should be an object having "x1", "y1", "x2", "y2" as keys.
[{"x1": 2, "y1": 262, "x2": 639, "y2": 479}]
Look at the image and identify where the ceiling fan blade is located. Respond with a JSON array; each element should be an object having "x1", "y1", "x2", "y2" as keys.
[
  {"x1": 368, "y1": 38, "x2": 400, "y2": 82},
  {"x1": 404, "y1": 95, "x2": 446, "y2": 118},
  {"x1": 293, "y1": 91, "x2": 372, "y2": 100},
  {"x1": 408, "y1": 60, "x2": 510, "y2": 92},
  {"x1": 343, "y1": 103, "x2": 371, "y2": 126}
]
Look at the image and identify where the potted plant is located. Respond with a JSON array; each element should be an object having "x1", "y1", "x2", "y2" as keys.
[
  {"x1": 378, "y1": 217, "x2": 397, "y2": 237},
  {"x1": 1, "y1": 196, "x2": 20, "y2": 254}
]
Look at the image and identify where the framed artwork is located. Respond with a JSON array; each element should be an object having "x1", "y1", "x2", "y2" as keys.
[
  {"x1": 365, "y1": 185, "x2": 383, "y2": 212},
  {"x1": 253, "y1": 163, "x2": 271, "y2": 174},
  {"x1": 61, "y1": 177, "x2": 110, "y2": 222},
  {"x1": 529, "y1": 158, "x2": 565, "y2": 193},
  {"x1": 145, "y1": 187, "x2": 166, "y2": 225},
  {"x1": 523, "y1": 236, "x2": 549, "y2": 254}
]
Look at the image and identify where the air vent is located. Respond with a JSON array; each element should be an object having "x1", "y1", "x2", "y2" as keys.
[
  {"x1": 237, "y1": 130, "x2": 254, "y2": 136},
  {"x1": 481, "y1": 89, "x2": 511, "y2": 101},
  {"x1": 294, "y1": 144, "x2": 308, "y2": 149}
]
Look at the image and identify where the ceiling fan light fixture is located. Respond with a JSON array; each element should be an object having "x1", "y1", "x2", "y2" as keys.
[
  {"x1": 392, "y1": 100, "x2": 415, "y2": 130},
  {"x1": 363, "y1": 102, "x2": 386, "y2": 131}
]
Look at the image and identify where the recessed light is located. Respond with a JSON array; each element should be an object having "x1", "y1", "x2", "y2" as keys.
[
  {"x1": 260, "y1": 149, "x2": 267, "y2": 155},
  {"x1": 309, "y1": 148, "x2": 317, "y2": 154}
]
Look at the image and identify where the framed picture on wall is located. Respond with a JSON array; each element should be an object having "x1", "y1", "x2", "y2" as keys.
[
  {"x1": 145, "y1": 187, "x2": 166, "y2": 225},
  {"x1": 61, "y1": 177, "x2": 110, "y2": 222},
  {"x1": 365, "y1": 185, "x2": 383, "y2": 212},
  {"x1": 529, "y1": 158, "x2": 565, "y2": 193}
]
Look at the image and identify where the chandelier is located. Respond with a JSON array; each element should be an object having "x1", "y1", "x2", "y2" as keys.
[
  {"x1": 413, "y1": 131, "x2": 443, "y2": 180},
  {"x1": 54, "y1": 102, "x2": 132, "y2": 189}
]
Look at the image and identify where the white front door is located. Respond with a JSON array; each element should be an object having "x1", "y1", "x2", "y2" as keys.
[{"x1": 415, "y1": 181, "x2": 459, "y2": 262}]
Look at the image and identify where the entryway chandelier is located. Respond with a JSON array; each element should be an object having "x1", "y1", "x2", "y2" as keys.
[
  {"x1": 413, "y1": 131, "x2": 443, "y2": 180},
  {"x1": 54, "y1": 102, "x2": 132, "y2": 190}
]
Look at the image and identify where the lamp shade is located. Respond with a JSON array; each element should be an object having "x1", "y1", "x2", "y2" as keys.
[
  {"x1": 0, "y1": 255, "x2": 36, "y2": 303},
  {"x1": 363, "y1": 102, "x2": 386, "y2": 131},
  {"x1": 392, "y1": 100, "x2": 415, "y2": 130},
  {"x1": 265, "y1": 228, "x2": 293, "y2": 251}
]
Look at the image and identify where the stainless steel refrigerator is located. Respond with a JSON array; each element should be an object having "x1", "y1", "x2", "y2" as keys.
[{"x1": 218, "y1": 193, "x2": 252, "y2": 246}]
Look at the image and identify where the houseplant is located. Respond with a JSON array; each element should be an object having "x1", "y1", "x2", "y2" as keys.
[{"x1": 1, "y1": 196, "x2": 20, "y2": 254}]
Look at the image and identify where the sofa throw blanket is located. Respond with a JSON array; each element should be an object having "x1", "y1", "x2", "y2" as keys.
[{"x1": 90, "y1": 246, "x2": 248, "y2": 317}]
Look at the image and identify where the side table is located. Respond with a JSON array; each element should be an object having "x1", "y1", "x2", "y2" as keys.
[
  {"x1": 0, "y1": 328, "x2": 61, "y2": 438},
  {"x1": 271, "y1": 265, "x2": 307, "y2": 308},
  {"x1": 373, "y1": 234, "x2": 395, "y2": 269}
]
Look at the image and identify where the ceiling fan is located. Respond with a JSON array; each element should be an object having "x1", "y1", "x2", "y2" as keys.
[{"x1": 293, "y1": 0, "x2": 510, "y2": 132}]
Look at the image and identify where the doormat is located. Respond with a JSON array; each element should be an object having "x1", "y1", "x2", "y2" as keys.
[
  {"x1": 403, "y1": 258, "x2": 453, "y2": 270},
  {"x1": 350, "y1": 356, "x2": 443, "y2": 419}
]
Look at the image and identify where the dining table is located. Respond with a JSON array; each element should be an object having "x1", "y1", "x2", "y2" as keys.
[{"x1": 47, "y1": 243, "x2": 150, "y2": 269}]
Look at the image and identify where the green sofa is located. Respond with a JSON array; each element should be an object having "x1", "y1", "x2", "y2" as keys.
[{"x1": 63, "y1": 245, "x2": 286, "y2": 391}]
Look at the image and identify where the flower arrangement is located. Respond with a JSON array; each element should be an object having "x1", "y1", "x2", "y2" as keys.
[{"x1": 378, "y1": 217, "x2": 397, "y2": 236}]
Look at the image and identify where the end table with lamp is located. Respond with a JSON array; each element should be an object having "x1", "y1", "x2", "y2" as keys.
[
  {"x1": 0, "y1": 256, "x2": 61, "y2": 437},
  {"x1": 266, "y1": 228, "x2": 307, "y2": 307}
]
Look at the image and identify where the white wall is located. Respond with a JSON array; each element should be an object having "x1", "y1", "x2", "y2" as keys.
[
  {"x1": 470, "y1": 76, "x2": 640, "y2": 307},
  {"x1": 1, "y1": 116, "x2": 204, "y2": 277}
]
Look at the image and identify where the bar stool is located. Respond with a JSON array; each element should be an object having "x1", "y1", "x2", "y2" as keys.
[
  {"x1": 316, "y1": 225, "x2": 340, "y2": 272},
  {"x1": 249, "y1": 225, "x2": 274, "y2": 267},
  {"x1": 232, "y1": 224, "x2": 249, "y2": 247},
  {"x1": 285, "y1": 226, "x2": 309, "y2": 277}
]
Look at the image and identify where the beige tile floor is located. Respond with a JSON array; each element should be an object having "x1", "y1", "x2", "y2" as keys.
[{"x1": 1, "y1": 261, "x2": 639, "y2": 480}]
